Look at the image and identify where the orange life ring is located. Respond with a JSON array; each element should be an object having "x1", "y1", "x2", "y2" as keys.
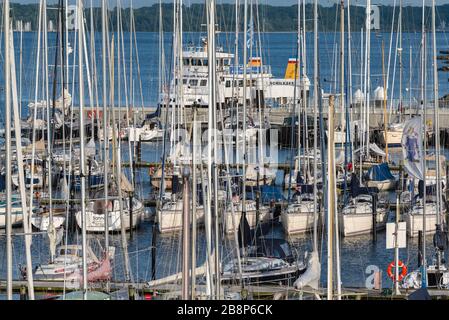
[{"x1": 387, "y1": 260, "x2": 407, "y2": 281}]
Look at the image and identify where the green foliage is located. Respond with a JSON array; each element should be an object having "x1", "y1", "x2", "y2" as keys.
[{"x1": 4, "y1": 3, "x2": 449, "y2": 32}]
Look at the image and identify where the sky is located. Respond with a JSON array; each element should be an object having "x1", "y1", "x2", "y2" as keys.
[{"x1": 12, "y1": 0, "x2": 449, "y2": 8}]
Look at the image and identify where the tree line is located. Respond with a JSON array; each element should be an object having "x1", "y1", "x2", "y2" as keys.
[{"x1": 5, "y1": 2, "x2": 449, "y2": 33}]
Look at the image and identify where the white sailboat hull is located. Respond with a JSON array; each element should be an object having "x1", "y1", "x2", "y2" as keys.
[
  {"x1": 281, "y1": 200, "x2": 317, "y2": 235},
  {"x1": 339, "y1": 207, "x2": 387, "y2": 237},
  {"x1": 75, "y1": 204, "x2": 144, "y2": 233},
  {"x1": 404, "y1": 203, "x2": 446, "y2": 237},
  {"x1": 157, "y1": 203, "x2": 205, "y2": 233},
  {"x1": 0, "y1": 211, "x2": 24, "y2": 228},
  {"x1": 366, "y1": 179, "x2": 397, "y2": 191},
  {"x1": 224, "y1": 205, "x2": 271, "y2": 235}
]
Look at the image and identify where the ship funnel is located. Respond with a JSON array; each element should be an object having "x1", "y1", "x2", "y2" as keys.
[{"x1": 284, "y1": 58, "x2": 299, "y2": 79}]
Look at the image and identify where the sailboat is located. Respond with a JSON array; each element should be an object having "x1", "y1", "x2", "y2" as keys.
[
  {"x1": 0, "y1": 194, "x2": 26, "y2": 228},
  {"x1": 34, "y1": 244, "x2": 115, "y2": 283},
  {"x1": 339, "y1": 174, "x2": 388, "y2": 236},
  {"x1": 221, "y1": 235, "x2": 306, "y2": 285},
  {"x1": 157, "y1": 198, "x2": 205, "y2": 233},
  {"x1": 223, "y1": 197, "x2": 271, "y2": 235},
  {"x1": 281, "y1": 192, "x2": 320, "y2": 235}
]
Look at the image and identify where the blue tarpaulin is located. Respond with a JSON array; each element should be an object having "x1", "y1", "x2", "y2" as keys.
[
  {"x1": 367, "y1": 163, "x2": 395, "y2": 181},
  {"x1": 246, "y1": 185, "x2": 285, "y2": 204}
]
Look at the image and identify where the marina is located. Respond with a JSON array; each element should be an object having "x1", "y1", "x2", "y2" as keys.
[{"x1": 1, "y1": 0, "x2": 449, "y2": 303}]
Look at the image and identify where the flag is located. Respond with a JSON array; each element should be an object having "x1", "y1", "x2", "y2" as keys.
[{"x1": 402, "y1": 117, "x2": 424, "y2": 180}]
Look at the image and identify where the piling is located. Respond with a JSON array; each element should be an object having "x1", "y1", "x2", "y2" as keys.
[
  {"x1": 42, "y1": 156, "x2": 47, "y2": 190},
  {"x1": 69, "y1": 169, "x2": 76, "y2": 234},
  {"x1": 372, "y1": 193, "x2": 377, "y2": 242},
  {"x1": 129, "y1": 192, "x2": 134, "y2": 239},
  {"x1": 418, "y1": 230, "x2": 423, "y2": 268},
  {"x1": 87, "y1": 158, "x2": 92, "y2": 195},
  {"x1": 128, "y1": 285, "x2": 136, "y2": 300},
  {"x1": 19, "y1": 285, "x2": 27, "y2": 300}
]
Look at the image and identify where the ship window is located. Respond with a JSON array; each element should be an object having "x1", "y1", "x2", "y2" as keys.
[
  {"x1": 183, "y1": 79, "x2": 188, "y2": 85},
  {"x1": 189, "y1": 79, "x2": 198, "y2": 86},
  {"x1": 203, "y1": 59, "x2": 208, "y2": 66},
  {"x1": 225, "y1": 80, "x2": 231, "y2": 88},
  {"x1": 183, "y1": 58, "x2": 190, "y2": 66},
  {"x1": 238, "y1": 80, "x2": 244, "y2": 87},
  {"x1": 200, "y1": 80, "x2": 207, "y2": 86},
  {"x1": 191, "y1": 59, "x2": 198, "y2": 66}
]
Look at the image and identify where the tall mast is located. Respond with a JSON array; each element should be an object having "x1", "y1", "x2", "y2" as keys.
[
  {"x1": 4, "y1": 0, "x2": 12, "y2": 300},
  {"x1": 399, "y1": 0, "x2": 403, "y2": 122},
  {"x1": 327, "y1": 95, "x2": 336, "y2": 300},
  {"x1": 9, "y1": 24, "x2": 36, "y2": 300},
  {"x1": 420, "y1": 0, "x2": 427, "y2": 289},
  {"x1": 382, "y1": 42, "x2": 388, "y2": 162},
  {"x1": 206, "y1": 0, "x2": 217, "y2": 298},
  {"x1": 340, "y1": 0, "x2": 345, "y2": 140},
  {"x1": 347, "y1": 0, "x2": 354, "y2": 166},
  {"x1": 242, "y1": 0, "x2": 248, "y2": 257},
  {"x1": 432, "y1": 0, "x2": 442, "y2": 268},
  {"x1": 101, "y1": 0, "x2": 110, "y2": 259},
  {"x1": 312, "y1": 0, "x2": 319, "y2": 254},
  {"x1": 364, "y1": 0, "x2": 371, "y2": 157},
  {"x1": 77, "y1": 0, "x2": 88, "y2": 300},
  {"x1": 43, "y1": 0, "x2": 55, "y2": 263}
]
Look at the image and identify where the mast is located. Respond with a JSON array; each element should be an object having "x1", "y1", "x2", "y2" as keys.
[
  {"x1": 335, "y1": 0, "x2": 345, "y2": 300},
  {"x1": 399, "y1": 0, "x2": 403, "y2": 122},
  {"x1": 347, "y1": 1, "x2": 354, "y2": 169},
  {"x1": 206, "y1": 0, "x2": 217, "y2": 298},
  {"x1": 182, "y1": 167, "x2": 191, "y2": 299},
  {"x1": 191, "y1": 105, "x2": 197, "y2": 298},
  {"x1": 382, "y1": 42, "x2": 388, "y2": 162},
  {"x1": 101, "y1": 0, "x2": 109, "y2": 259},
  {"x1": 77, "y1": 0, "x2": 88, "y2": 300},
  {"x1": 43, "y1": 0, "x2": 55, "y2": 263},
  {"x1": 420, "y1": 0, "x2": 427, "y2": 289},
  {"x1": 431, "y1": 0, "x2": 442, "y2": 268},
  {"x1": 4, "y1": 0, "x2": 12, "y2": 300},
  {"x1": 327, "y1": 95, "x2": 336, "y2": 300},
  {"x1": 312, "y1": 0, "x2": 319, "y2": 254},
  {"x1": 242, "y1": 0, "x2": 249, "y2": 257},
  {"x1": 9, "y1": 25, "x2": 36, "y2": 300}
]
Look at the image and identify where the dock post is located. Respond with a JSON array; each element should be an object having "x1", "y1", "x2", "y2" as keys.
[
  {"x1": 128, "y1": 285, "x2": 136, "y2": 300},
  {"x1": 137, "y1": 137, "x2": 142, "y2": 163},
  {"x1": 87, "y1": 158, "x2": 92, "y2": 195},
  {"x1": 19, "y1": 285, "x2": 27, "y2": 300},
  {"x1": 418, "y1": 230, "x2": 423, "y2": 268},
  {"x1": 129, "y1": 192, "x2": 134, "y2": 239},
  {"x1": 42, "y1": 155, "x2": 47, "y2": 190},
  {"x1": 372, "y1": 193, "x2": 377, "y2": 242},
  {"x1": 70, "y1": 168, "x2": 76, "y2": 234}
]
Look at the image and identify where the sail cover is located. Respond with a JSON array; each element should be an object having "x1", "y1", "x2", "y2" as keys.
[
  {"x1": 401, "y1": 117, "x2": 424, "y2": 180},
  {"x1": 367, "y1": 163, "x2": 395, "y2": 181}
]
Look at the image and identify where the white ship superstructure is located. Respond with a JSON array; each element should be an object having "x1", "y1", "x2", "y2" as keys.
[{"x1": 160, "y1": 40, "x2": 310, "y2": 109}]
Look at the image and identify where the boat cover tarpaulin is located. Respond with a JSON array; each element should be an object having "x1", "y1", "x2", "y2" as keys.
[
  {"x1": 367, "y1": 163, "x2": 395, "y2": 181},
  {"x1": 349, "y1": 173, "x2": 378, "y2": 197},
  {"x1": 246, "y1": 185, "x2": 285, "y2": 203}
]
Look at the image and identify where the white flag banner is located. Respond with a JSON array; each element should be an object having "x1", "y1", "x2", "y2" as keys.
[{"x1": 402, "y1": 117, "x2": 424, "y2": 180}]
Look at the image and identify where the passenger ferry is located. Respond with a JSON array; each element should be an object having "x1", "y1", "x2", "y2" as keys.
[{"x1": 159, "y1": 39, "x2": 310, "y2": 109}]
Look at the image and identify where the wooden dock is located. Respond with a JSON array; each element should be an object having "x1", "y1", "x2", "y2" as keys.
[{"x1": 1, "y1": 279, "x2": 448, "y2": 300}]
